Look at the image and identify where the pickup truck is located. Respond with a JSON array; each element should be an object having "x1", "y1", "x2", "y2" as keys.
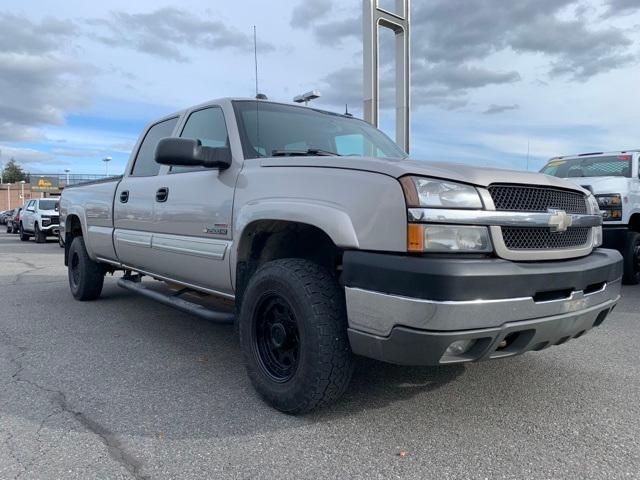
[
  {"x1": 541, "y1": 151, "x2": 640, "y2": 284},
  {"x1": 60, "y1": 98, "x2": 622, "y2": 413},
  {"x1": 19, "y1": 198, "x2": 60, "y2": 243}
]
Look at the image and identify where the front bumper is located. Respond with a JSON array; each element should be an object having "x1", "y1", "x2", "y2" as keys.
[
  {"x1": 40, "y1": 223, "x2": 60, "y2": 235},
  {"x1": 343, "y1": 249, "x2": 622, "y2": 365}
]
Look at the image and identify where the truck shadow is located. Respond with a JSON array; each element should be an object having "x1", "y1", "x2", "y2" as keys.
[{"x1": 312, "y1": 359, "x2": 465, "y2": 418}]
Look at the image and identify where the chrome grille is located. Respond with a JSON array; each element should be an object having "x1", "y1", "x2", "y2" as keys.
[
  {"x1": 489, "y1": 185, "x2": 587, "y2": 214},
  {"x1": 502, "y1": 227, "x2": 590, "y2": 250}
]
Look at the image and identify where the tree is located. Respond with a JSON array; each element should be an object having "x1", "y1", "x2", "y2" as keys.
[{"x1": 2, "y1": 158, "x2": 27, "y2": 183}]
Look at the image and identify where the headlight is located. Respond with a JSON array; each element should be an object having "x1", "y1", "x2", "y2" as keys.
[
  {"x1": 408, "y1": 224, "x2": 492, "y2": 253},
  {"x1": 596, "y1": 194, "x2": 621, "y2": 207},
  {"x1": 400, "y1": 177, "x2": 483, "y2": 209},
  {"x1": 596, "y1": 194, "x2": 623, "y2": 221}
]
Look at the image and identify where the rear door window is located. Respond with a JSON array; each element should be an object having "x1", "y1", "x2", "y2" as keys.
[{"x1": 130, "y1": 117, "x2": 179, "y2": 177}]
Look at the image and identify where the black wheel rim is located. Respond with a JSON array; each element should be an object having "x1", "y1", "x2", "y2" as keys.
[
  {"x1": 70, "y1": 251, "x2": 80, "y2": 288},
  {"x1": 253, "y1": 294, "x2": 300, "y2": 383}
]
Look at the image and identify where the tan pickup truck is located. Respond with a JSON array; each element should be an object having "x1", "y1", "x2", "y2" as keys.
[{"x1": 60, "y1": 98, "x2": 622, "y2": 413}]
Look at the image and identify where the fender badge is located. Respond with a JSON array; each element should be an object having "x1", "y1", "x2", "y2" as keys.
[{"x1": 203, "y1": 224, "x2": 229, "y2": 235}]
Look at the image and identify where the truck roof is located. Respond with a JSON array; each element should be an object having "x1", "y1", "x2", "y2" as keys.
[
  {"x1": 158, "y1": 97, "x2": 354, "y2": 124},
  {"x1": 549, "y1": 149, "x2": 640, "y2": 161}
]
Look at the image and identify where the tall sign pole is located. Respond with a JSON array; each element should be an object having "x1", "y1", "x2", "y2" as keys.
[{"x1": 363, "y1": 0, "x2": 410, "y2": 153}]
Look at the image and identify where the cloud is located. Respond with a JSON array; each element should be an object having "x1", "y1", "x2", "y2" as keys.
[
  {"x1": 511, "y1": 17, "x2": 635, "y2": 80},
  {"x1": 483, "y1": 104, "x2": 520, "y2": 115},
  {"x1": 0, "y1": 145, "x2": 67, "y2": 167},
  {"x1": 0, "y1": 13, "x2": 76, "y2": 55},
  {"x1": 0, "y1": 14, "x2": 94, "y2": 143},
  {"x1": 51, "y1": 147, "x2": 103, "y2": 158},
  {"x1": 413, "y1": 64, "x2": 521, "y2": 90},
  {"x1": 319, "y1": 62, "x2": 520, "y2": 112},
  {"x1": 293, "y1": 0, "x2": 638, "y2": 111},
  {"x1": 603, "y1": 0, "x2": 640, "y2": 17},
  {"x1": 87, "y1": 8, "x2": 274, "y2": 62},
  {"x1": 291, "y1": 0, "x2": 332, "y2": 29}
]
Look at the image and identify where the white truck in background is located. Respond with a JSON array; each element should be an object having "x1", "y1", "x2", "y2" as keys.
[
  {"x1": 19, "y1": 198, "x2": 61, "y2": 243},
  {"x1": 541, "y1": 151, "x2": 640, "y2": 284}
]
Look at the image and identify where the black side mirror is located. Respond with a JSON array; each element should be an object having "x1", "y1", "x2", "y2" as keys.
[{"x1": 155, "y1": 138, "x2": 232, "y2": 170}]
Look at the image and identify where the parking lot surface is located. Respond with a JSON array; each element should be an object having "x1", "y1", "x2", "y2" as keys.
[{"x1": 1, "y1": 232, "x2": 639, "y2": 479}]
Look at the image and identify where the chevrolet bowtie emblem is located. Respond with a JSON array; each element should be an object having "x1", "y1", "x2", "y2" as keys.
[{"x1": 548, "y1": 208, "x2": 572, "y2": 233}]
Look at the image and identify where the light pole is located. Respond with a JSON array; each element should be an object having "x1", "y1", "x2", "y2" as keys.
[
  {"x1": 64, "y1": 169, "x2": 70, "y2": 186},
  {"x1": 6, "y1": 183, "x2": 11, "y2": 210},
  {"x1": 20, "y1": 180, "x2": 25, "y2": 202},
  {"x1": 103, "y1": 157, "x2": 112, "y2": 176}
]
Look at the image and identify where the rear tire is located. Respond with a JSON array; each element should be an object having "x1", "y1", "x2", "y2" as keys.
[
  {"x1": 622, "y1": 231, "x2": 640, "y2": 285},
  {"x1": 238, "y1": 258, "x2": 354, "y2": 414},
  {"x1": 19, "y1": 224, "x2": 29, "y2": 242},
  {"x1": 68, "y1": 236, "x2": 105, "y2": 300},
  {"x1": 34, "y1": 223, "x2": 46, "y2": 243}
]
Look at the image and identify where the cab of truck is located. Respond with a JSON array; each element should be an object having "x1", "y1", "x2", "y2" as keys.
[{"x1": 541, "y1": 151, "x2": 640, "y2": 283}]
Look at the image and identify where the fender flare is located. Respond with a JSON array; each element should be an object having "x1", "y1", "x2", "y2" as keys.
[{"x1": 230, "y1": 199, "x2": 360, "y2": 287}]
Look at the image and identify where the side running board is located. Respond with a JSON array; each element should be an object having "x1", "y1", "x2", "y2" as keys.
[{"x1": 117, "y1": 276, "x2": 235, "y2": 324}]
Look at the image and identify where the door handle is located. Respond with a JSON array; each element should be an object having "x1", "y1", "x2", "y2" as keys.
[
  {"x1": 119, "y1": 190, "x2": 129, "y2": 203},
  {"x1": 156, "y1": 187, "x2": 169, "y2": 203}
]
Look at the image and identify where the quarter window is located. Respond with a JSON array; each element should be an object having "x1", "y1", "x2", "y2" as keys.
[
  {"x1": 173, "y1": 107, "x2": 229, "y2": 173},
  {"x1": 131, "y1": 117, "x2": 179, "y2": 177}
]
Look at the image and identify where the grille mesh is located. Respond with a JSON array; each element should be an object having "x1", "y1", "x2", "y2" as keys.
[
  {"x1": 489, "y1": 185, "x2": 587, "y2": 214},
  {"x1": 502, "y1": 227, "x2": 590, "y2": 250}
]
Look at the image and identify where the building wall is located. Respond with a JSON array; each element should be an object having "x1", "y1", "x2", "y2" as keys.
[{"x1": 0, "y1": 184, "x2": 51, "y2": 211}]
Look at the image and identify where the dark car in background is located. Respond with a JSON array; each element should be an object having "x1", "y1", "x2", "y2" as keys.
[
  {"x1": 6, "y1": 207, "x2": 23, "y2": 234},
  {"x1": 0, "y1": 210, "x2": 11, "y2": 225}
]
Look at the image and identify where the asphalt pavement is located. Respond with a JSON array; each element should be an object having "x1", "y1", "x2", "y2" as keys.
[{"x1": 1, "y1": 231, "x2": 639, "y2": 479}]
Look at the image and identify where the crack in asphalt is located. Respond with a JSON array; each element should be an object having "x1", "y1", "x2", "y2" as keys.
[{"x1": 0, "y1": 328, "x2": 150, "y2": 480}]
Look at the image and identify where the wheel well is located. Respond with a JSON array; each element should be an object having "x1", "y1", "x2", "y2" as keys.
[
  {"x1": 235, "y1": 220, "x2": 342, "y2": 306},
  {"x1": 629, "y1": 213, "x2": 640, "y2": 232},
  {"x1": 64, "y1": 215, "x2": 83, "y2": 266}
]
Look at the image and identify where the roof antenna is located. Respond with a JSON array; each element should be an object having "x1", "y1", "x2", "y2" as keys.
[
  {"x1": 344, "y1": 104, "x2": 353, "y2": 117},
  {"x1": 253, "y1": 26, "x2": 267, "y2": 100}
]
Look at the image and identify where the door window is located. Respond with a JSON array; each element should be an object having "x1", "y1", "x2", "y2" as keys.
[
  {"x1": 130, "y1": 117, "x2": 179, "y2": 177},
  {"x1": 173, "y1": 107, "x2": 229, "y2": 174}
]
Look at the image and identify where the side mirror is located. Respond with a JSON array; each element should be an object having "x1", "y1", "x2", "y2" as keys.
[{"x1": 155, "y1": 138, "x2": 232, "y2": 170}]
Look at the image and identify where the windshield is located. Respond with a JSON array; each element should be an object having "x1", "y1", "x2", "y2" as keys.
[
  {"x1": 541, "y1": 155, "x2": 632, "y2": 178},
  {"x1": 233, "y1": 101, "x2": 407, "y2": 160},
  {"x1": 39, "y1": 200, "x2": 59, "y2": 211}
]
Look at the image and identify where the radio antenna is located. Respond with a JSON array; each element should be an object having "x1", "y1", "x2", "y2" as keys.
[{"x1": 253, "y1": 25, "x2": 259, "y2": 98}]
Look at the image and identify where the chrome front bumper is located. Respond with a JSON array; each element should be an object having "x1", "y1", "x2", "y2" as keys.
[{"x1": 346, "y1": 278, "x2": 622, "y2": 337}]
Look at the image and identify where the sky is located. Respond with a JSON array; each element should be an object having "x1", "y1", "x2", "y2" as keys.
[{"x1": 0, "y1": 0, "x2": 639, "y2": 175}]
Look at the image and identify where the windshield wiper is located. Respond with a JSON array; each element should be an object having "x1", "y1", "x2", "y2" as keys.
[{"x1": 271, "y1": 148, "x2": 341, "y2": 157}]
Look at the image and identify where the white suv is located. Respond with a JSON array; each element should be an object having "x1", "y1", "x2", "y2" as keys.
[{"x1": 19, "y1": 198, "x2": 60, "y2": 243}]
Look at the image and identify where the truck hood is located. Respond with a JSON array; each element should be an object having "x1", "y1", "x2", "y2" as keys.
[
  {"x1": 261, "y1": 156, "x2": 587, "y2": 193},
  {"x1": 559, "y1": 176, "x2": 629, "y2": 195}
]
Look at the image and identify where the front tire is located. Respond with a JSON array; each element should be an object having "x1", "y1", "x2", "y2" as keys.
[
  {"x1": 622, "y1": 231, "x2": 640, "y2": 285},
  {"x1": 238, "y1": 258, "x2": 354, "y2": 414},
  {"x1": 34, "y1": 223, "x2": 46, "y2": 243},
  {"x1": 68, "y1": 236, "x2": 105, "y2": 300},
  {"x1": 19, "y1": 224, "x2": 29, "y2": 242}
]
